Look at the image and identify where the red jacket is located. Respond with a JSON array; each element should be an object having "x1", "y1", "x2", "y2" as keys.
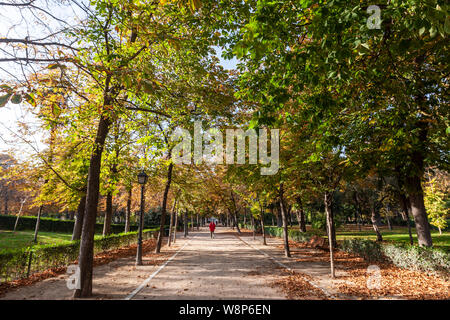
[{"x1": 209, "y1": 222, "x2": 216, "y2": 232}]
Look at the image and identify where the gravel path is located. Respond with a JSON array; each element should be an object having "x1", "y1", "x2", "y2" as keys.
[{"x1": 130, "y1": 228, "x2": 287, "y2": 300}]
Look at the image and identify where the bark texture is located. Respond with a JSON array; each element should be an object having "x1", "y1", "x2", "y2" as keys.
[
  {"x1": 74, "y1": 114, "x2": 111, "y2": 298},
  {"x1": 155, "y1": 161, "x2": 174, "y2": 253}
]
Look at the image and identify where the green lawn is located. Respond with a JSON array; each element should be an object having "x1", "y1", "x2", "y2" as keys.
[
  {"x1": 336, "y1": 228, "x2": 450, "y2": 251},
  {"x1": 0, "y1": 230, "x2": 73, "y2": 251},
  {"x1": 287, "y1": 225, "x2": 450, "y2": 251}
]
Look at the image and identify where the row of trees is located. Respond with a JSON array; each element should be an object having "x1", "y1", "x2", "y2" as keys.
[{"x1": 0, "y1": 0, "x2": 448, "y2": 294}]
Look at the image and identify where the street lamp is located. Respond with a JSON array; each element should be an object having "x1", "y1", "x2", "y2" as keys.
[{"x1": 136, "y1": 170, "x2": 148, "y2": 266}]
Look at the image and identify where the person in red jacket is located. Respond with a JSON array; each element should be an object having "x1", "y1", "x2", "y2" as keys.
[{"x1": 209, "y1": 221, "x2": 216, "y2": 239}]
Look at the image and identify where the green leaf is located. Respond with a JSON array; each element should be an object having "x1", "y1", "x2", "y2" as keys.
[
  {"x1": 429, "y1": 26, "x2": 437, "y2": 38},
  {"x1": 10, "y1": 94, "x2": 22, "y2": 104},
  {"x1": 188, "y1": 0, "x2": 202, "y2": 12},
  {"x1": 249, "y1": 118, "x2": 258, "y2": 129},
  {"x1": 419, "y1": 27, "x2": 426, "y2": 36},
  {"x1": 0, "y1": 93, "x2": 12, "y2": 107},
  {"x1": 142, "y1": 80, "x2": 154, "y2": 94},
  {"x1": 445, "y1": 17, "x2": 450, "y2": 34},
  {"x1": 23, "y1": 93, "x2": 36, "y2": 107},
  {"x1": 0, "y1": 84, "x2": 12, "y2": 92}
]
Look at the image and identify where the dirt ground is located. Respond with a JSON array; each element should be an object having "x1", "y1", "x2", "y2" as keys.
[{"x1": 1, "y1": 227, "x2": 448, "y2": 300}]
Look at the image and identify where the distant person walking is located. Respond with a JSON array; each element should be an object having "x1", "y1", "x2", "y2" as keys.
[{"x1": 209, "y1": 221, "x2": 216, "y2": 239}]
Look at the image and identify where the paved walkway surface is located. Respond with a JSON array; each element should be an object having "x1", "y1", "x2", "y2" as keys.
[{"x1": 1, "y1": 227, "x2": 350, "y2": 300}]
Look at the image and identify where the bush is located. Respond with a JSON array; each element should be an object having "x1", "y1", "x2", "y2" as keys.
[
  {"x1": 0, "y1": 215, "x2": 138, "y2": 234},
  {"x1": 264, "y1": 226, "x2": 314, "y2": 243},
  {"x1": 381, "y1": 243, "x2": 450, "y2": 275},
  {"x1": 340, "y1": 239, "x2": 385, "y2": 262},
  {"x1": 0, "y1": 228, "x2": 158, "y2": 284},
  {"x1": 341, "y1": 238, "x2": 450, "y2": 277},
  {"x1": 310, "y1": 212, "x2": 342, "y2": 231}
]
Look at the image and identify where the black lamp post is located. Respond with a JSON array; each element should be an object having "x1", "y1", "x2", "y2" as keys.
[{"x1": 136, "y1": 170, "x2": 148, "y2": 266}]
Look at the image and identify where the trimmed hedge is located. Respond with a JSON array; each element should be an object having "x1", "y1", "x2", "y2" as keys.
[
  {"x1": 238, "y1": 223, "x2": 254, "y2": 230},
  {"x1": 340, "y1": 239, "x2": 387, "y2": 262},
  {"x1": 239, "y1": 224, "x2": 316, "y2": 242},
  {"x1": 341, "y1": 239, "x2": 450, "y2": 277},
  {"x1": 0, "y1": 215, "x2": 138, "y2": 234},
  {"x1": 263, "y1": 226, "x2": 450, "y2": 277},
  {"x1": 264, "y1": 226, "x2": 315, "y2": 243},
  {"x1": 0, "y1": 228, "x2": 158, "y2": 283}
]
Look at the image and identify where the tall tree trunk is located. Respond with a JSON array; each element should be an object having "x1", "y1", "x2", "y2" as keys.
[
  {"x1": 184, "y1": 210, "x2": 188, "y2": 237},
  {"x1": 125, "y1": 188, "x2": 132, "y2": 233},
  {"x1": 233, "y1": 210, "x2": 241, "y2": 234},
  {"x1": 324, "y1": 192, "x2": 337, "y2": 248},
  {"x1": 295, "y1": 196, "x2": 307, "y2": 232},
  {"x1": 33, "y1": 205, "x2": 43, "y2": 242},
  {"x1": 168, "y1": 198, "x2": 177, "y2": 246},
  {"x1": 196, "y1": 214, "x2": 199, "y2": 231},
  {"x1": 324, "y1": 192, "x2": 335, "y2": 278},
  {"x1": 405, "y1": 59, "x2": 432, "y2": 248},
  {"x1": 279, "y1": 184, "x2": 291, "y2": 257},
  {"x1": 173, "y1": 211, "x2": 178, "y2": 243},
  {"x1": 155, "y1": 162, "x2": 173, "y2": 253},
  {"x1": 74, "y1": 114, "x2": 111, "y2": 298},
  {"x1": 275, "y1": 203, "x2": 283, "y2": 227},
  {"x1": 102, "y1": 192, "x2": 113, "y2": 236},
  {"x1": 287, "y1": 204, "x2": 293, "y2": 227},
  {"x1": 251, "y1": 214, "x2": 255, "y2": 240},
  {"x1": 385, "y1": 208, "x2": 392, "y2": 231},
  {"x1": 406, "y1": 175, "x2": 433, "y2": 247},
  {"x1": 353, "y1": 191, "x2": 362, "y2": 231},
  {"x1": 370, "y1": 203, "x2": 383, "y2": 242},
  {"x1": 260, "y1": 210, "x2": 267, "y2": 245},
  {"x1": 400, "y1": 195, "x2": 414, "y2": 245},
  {"x1": 72, "y1": 194, "x2": 86, "y2": 241},
  {"x1": 3, "y1": 188, "x2": 8, "y2": 215},
  {"x1": 397, "y1": 172, "x2": 414, "y2": 245},
  {"x1": 13, "y1": 198, "x2": 27, "y2": 232}
]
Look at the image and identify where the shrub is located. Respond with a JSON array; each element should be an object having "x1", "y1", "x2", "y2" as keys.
[
  {"x1": 264, "y1": 226, "x2": 314, "y2": 243},
  {"x1": 0, "y1": 228, "x2": 158, "y2": 284},
  {"x1": 310, "y1": 212, "x2": 342, "y2": 231},
  {"x1": 340, "y1": 239, "x2": 385, "y2": 262},
  {"x1": 381, "y1": 243, "x2": 450, "y2": 275},
  {"x1": 0, "y1": 215, "x2": 138, "y2": 234},
  {"x1": 341, "y1": 238, "x2": 450, "y2": 277}
]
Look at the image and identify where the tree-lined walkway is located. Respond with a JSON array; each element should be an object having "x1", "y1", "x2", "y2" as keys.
[
  {"x1": 129, "y1": 228, "x2": 286, "y2": 300},
  {"x1": 0, "y1": 227, "x2": 346, "y2": 300},
  {"x1": 5, "y1": 227, "x2": 447, "y2": 300}
]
